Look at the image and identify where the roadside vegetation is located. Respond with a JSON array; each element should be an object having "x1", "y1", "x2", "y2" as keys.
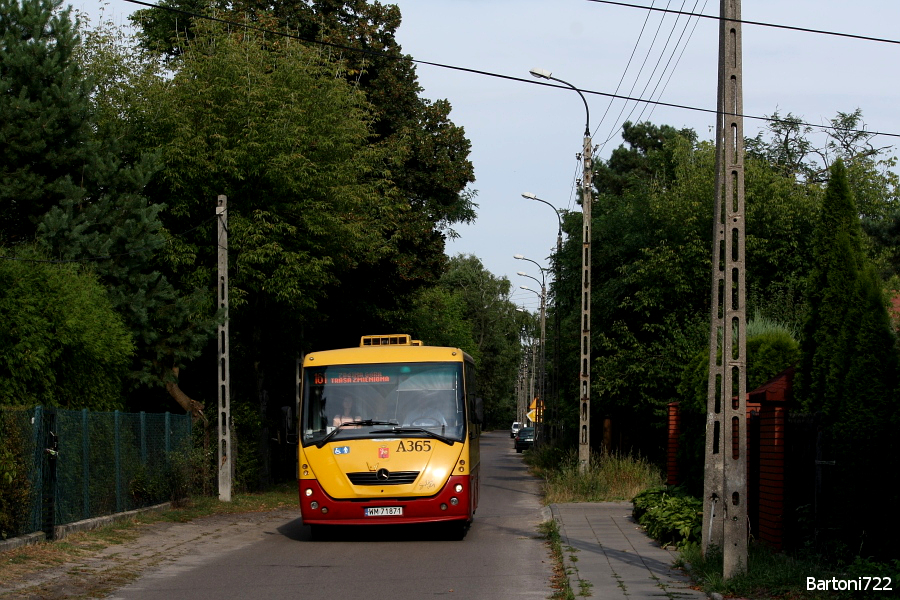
[
  {"x1": 679, "y1": 544, "x2": 900, "y2": 600},
  {"x1": 526, "y1": 445, "x2": 664, "y2": 503}
]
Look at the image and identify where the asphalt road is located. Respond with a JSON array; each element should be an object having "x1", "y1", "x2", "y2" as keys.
[{"x1": 106, "y1": 431, "x2": 553, "y2": 600}]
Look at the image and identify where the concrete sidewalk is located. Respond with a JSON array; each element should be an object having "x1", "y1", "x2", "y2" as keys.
[{"x1": 550, "y1": 502, "x2": 706, "y2": 599}]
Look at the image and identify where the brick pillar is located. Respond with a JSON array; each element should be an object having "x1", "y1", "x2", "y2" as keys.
[
  {"x1": 757, "y1": 403, "x2": 786, "y2": 550},
  {"x1": 667, "y1": 403, "x2": 681, "y2": 486}
]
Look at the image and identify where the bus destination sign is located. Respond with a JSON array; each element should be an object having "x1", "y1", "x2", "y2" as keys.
[{"x1": 314, "y1": 371, "x2": 392, "y2": 385}]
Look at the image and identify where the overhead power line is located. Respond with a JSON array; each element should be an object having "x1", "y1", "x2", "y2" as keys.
[
  {"x1": 596, "y1": 0, "x2": 707, "y2": 151},
  {"x1": 636, "y1": 0, "x2": 709, "y2": 126},
  {"x1": 595, "y1": 0, "x2": 674, "y2": 147},
  {"x1": 585, "y1": 0, "x2": 900, "y2": 46},
  {"x1": 119, "y1": 0, "x2": 900, "y2": 141}
]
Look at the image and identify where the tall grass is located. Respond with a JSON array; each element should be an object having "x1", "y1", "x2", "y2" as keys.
[
  {"x1": 528, "y1": 446, "x2": 664, "y2": 504},
  {"x1": 746, "y1": 308, "x2": 799, "y2": 340}
]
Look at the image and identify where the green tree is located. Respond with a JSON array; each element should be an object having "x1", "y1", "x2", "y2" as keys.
[
  {"x1": 408, "y1": 255, "x2": 521, "y2": 427},
  {"x1": 580, "y1": 125, "x2": 714, "y2": 456},
  {"x1": 24, "y1": 11, "x2": 218, "y2": 418},
  {"x1": 799, "y1": 160, "x2": 867, "y2": 414},
  {"x1": 129, "y1": 16, "x2": 404, "y2": 485},
  {"x1": 129, "y1": 2, "x2": 477, "y2": 481},
  {"x1": 131, "y1": 0, "x2": 477, "y2": 345},
  {"x1": 1, "y1": 1, "x2": 214, "y2": 416},
  {"x1": 38, "y1": 194, "x2": 216, "y2": 417},
  {"x1": 406, "y1": 286, "x2": 476, "y2": 353},
  {"x1": 561, "y1": 120, "x2": 827, "y2": 458},
  {"x1": 145, "y1": 17, "x2": 393, "y2": 326},
  {"x1": 0, "y1": 0, "x2": 93, "y2": 244},
  {"x1": 797, "y1": 159, "x2": 899, "y2": 557},
  {"x1": 0, "y1": 249, "x2": 133, "y2": 409},
  {"x1": 863, "y1": 208, "x2": 900, "y2": 282},
  {"x1": 745, "y1": 110, "x2": 816, "y2": 180}
]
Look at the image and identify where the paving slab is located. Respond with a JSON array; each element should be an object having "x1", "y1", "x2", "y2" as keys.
[{"x1": 551, "y1": 502, "x2": 708, "y2": 600}]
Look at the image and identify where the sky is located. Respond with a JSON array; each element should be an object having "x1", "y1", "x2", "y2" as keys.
[{"x1": 74, "y1": 0, "x2": 900, "y2": 312}]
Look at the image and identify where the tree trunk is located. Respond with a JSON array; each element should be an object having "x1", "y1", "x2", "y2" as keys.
[{"x1": 165, "y1": 366, "x2": 207, "y2": 425}]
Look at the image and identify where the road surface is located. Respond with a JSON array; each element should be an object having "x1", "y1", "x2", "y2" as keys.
[{"x1": 103, "y1": 430, "x2": 553, "y2": 600}]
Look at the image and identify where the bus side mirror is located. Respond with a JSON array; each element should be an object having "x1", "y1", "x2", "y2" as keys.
[{"x1": 473, "y1": 397, "x2": 484, "y2": 425}]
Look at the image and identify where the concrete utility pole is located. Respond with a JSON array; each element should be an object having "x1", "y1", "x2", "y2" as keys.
[
  {"x1": 529, "y1": 67, "x2": 592, "y2": 472},
  {"x1": 579, "y1": 131, "x2": 593, "y2": 472},
  {"x1": 702, "y1": 0, "x2": 747, "y2": 577},
  {"x1": 529, "y1": 69, "x2": 594, "y2": 473},
  {"x1": 217, "y1": 195, "x2": 232, "y2": 502}
]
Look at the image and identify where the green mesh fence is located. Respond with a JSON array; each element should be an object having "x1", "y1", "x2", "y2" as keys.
[{"x1": 0, "y1": 406, "x2": 191, "y2": 540}]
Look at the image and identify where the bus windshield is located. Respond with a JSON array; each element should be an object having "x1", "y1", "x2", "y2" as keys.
[{"x1": 301, "y1": 362, "x2": 466, "y2": 446}]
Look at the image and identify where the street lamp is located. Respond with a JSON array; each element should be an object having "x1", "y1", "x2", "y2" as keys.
[
  {"x1": 529, "y1": 69, "x2": 590, "y2": 138},
  {"x1": 519, "y1": 284, "x2": 546, "y2": 443},
  {"x1": 514, "y1": 254, "x2": 548, "y2": 280},
  {"x1": 530, "y1": 67, "x2": 593, "y2": 471},
  {"x1": 517, "y1": 271, "x2": 543, "y2": 290},
  {"x1": 520, "y1": 192, "x2": 563, "y2": 443},
  {"x1": 521, "y1": 193, "x2": 563, "y2": 257}
]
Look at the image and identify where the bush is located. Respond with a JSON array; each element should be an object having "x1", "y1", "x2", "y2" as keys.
[
  {"x1": 0, "y1": 248, "x2": 133, "y2": 409},
  {"x1": 168, "y1": 442, "x2": 216, "y2": 505},
  {"x1": 632, "y1": 486, "x2": 702, "y2": 550},
  {"x1": 523, "y1": 441, "x2": 571, "y2": 473},
  {"x1": 0, "y1": 410, "x2": 34, "y2": 539}
]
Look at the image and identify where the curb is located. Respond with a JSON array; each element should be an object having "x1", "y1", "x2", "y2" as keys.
[
  {"x1": 0, "y1": 502, "x2": 172, "y2": 554},
  {"x1": 0, "y1": 531, "x2": 46, "y2": 554},
  {"x1": 549, "y1": 504, "x2": 582, "y2": 596}
]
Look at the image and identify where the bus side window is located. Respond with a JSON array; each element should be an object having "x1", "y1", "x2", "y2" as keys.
[{"x1": 464, "y1": 361, "x2": 478, "y2": 423}]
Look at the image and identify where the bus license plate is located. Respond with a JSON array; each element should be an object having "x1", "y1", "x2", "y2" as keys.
[{"x1": 365, "y1": 506, "x2": 403, "y2": 517}]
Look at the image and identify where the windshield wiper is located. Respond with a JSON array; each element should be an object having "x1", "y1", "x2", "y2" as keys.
[
  {"x1": 369, "y1": 427, "x2": 455, "y2": 446},
  {"x1": 314, "y1": 420, "x2": 398, "y2": 449}
]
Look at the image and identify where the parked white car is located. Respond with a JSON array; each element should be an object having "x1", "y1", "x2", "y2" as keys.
[{"x1": 510, "y1": 421, "x2": 521, "y2": 438}]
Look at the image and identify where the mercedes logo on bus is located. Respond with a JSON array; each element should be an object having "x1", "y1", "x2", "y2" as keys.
[{"x1": 376, "y1": 468, "x2": 390, "y2": 481}]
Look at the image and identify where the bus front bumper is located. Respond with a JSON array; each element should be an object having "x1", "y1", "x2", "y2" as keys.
[{"x1": 299, "y1": 474, "x2": 473, "y2": 526}]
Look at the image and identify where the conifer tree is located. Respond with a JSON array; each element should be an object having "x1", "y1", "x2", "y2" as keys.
[
  {"x1": 799, "y1": 159, "x2": 863, "y2": 414},
  {"x1": 0, "y1": 1, "x2": 218, "y2": 416},
  {"x1": 0, "y1": 0, "x2": 93, "y2": 244},
  {"x1": 798, "y1": 159, "x2": 899, "y2": 556}
]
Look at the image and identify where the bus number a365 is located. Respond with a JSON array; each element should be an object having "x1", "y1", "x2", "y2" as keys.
[{"x1": 397, "y1": 440, "x2": 432, "y2": 452}]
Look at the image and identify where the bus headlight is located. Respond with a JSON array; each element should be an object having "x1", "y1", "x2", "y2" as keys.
[
  {"x1": 440, "y1": 503, "x2": 448, "y2": 511},
  {"x1": 310, "y1": 501, "x2": 319, "y2": 509},
  {"x1": 304, "y1": 488, "x2": 313, "y2": 497},
  {"x1": 454, "y1": 484, "x2": 463, "y2": 493},
  {"x1": 450, "y1": 497, "x2": 459, "y2": 506}
]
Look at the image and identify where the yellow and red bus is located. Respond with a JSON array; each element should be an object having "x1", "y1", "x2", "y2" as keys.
[{"x1": 298, "y1": 334, "x2": 481, "y2": 535}]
